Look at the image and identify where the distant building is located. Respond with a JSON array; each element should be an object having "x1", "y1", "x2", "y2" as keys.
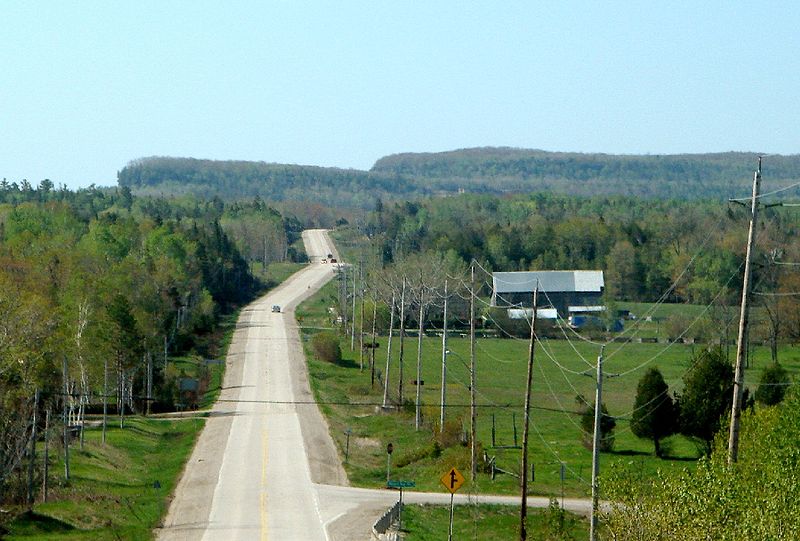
[{"x1": 491, "y1": 270, "x2": 605, "y2": 318}]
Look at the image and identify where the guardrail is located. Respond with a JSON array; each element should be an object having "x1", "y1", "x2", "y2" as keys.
[{"x1": 372, "y1": 500, "x2": 401, "y2": 541}]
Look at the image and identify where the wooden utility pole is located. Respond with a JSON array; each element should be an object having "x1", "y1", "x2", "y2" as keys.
[
  {"x1": 146, "y1": 351, "x2": 153, "y2": 416},
  {"x1": 62, "y1": 356, "x2": 70, "y2": 481},
  {"x1": 27, "y1": 389, "x2": 39, "y2": 508},
  {"x1": 43, "y1": 409, "x2": 49, "y2": 502},
  {"x1": 351, "y1": 263, "x2": 357, "y2": 351},
  {"x1": 341, "y1": 265, "x2": 348, "y2": 340},
  {"x1": 470, "y1": 262, "x2": 477, "y2": 481},
  {"x1": 383, "y1": 292, "x2": 395, "y2": 408},
  {"x1": 359, "y1": 278, "x2": 365, "y2": 371},
  {"x1": 415, "y1": 288, "x2": 425, "y2": 431},
  {"x1": 398, "y1": 278, "x2": 406, "y2": 406},
  {"x1": 370, "y1": 298, "x2": 377, "y2": 387},
  {"x1": 590, "y1": 346, "x2": 605, "y2": 541},
  {"x1": 520, "y1": 286, "x2": 539, "y2": 540},
  {"x1": 440, "y1": 279, "x2": 448, "y2": 432},
  {"x1": 728, "y1": 158, "x2": 762, "y2": 464},
  {"x1": 102, "y1": 357, "x2": 108, "y2": 444}
]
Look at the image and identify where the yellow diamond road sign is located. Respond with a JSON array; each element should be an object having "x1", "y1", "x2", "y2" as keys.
[{"x1": 440, "y1": 467, "x2": 465, "y2": 493}]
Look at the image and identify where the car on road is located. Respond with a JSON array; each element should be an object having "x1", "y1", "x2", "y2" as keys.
[{"x1": 272, "y1": 305, "x2": 281, "y2": 313}]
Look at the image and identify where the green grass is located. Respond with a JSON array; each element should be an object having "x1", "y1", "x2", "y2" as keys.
[
  {"x1": 255, "y1": 261, "x2": 305, "y2": 286},
  {"x1": 299, "y1": 280, "x2": 800, "y2": 500},
  {"x1": 4, "y1": 417, "x2": 204, "y2": 540},
  {"x1": 400, "y1": 503, "x2": 588, "y2": 540}
]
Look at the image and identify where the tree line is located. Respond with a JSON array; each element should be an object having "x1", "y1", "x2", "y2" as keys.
[
  {"x1": 372, "y1": 147, "x2": 800, "y2": 200},
  {"x1": 0, "y1": 181, "x2": 302, "y2": 504},
  {"x1": 114, "y1": 151, "x2": 800, "y2": 212},
  {"x1": 359, "y1": 190, "x2": 800, "y2": 360}
]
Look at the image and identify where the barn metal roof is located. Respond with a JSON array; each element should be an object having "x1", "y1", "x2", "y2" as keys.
[{"x1": 493, "y1": 271, "x2": 604, "y2": 294}]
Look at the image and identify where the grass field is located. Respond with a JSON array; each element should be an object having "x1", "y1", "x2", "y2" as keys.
[
  {"x1": 400, "y1": 503, "x2": 588, "y2": 540},
  {"x1": 2, "y1": 417, "x2": 203, "y2": 540},
  {"x1": 299, "y1": 277, "x2": 800, "y2": 500}
]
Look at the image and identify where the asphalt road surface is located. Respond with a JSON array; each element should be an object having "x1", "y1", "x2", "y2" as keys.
[{"x1": 157, "y1": 229, "x2": 591, "y2": 541}]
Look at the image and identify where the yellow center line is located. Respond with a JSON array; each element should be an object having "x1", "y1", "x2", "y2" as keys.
[{"x1": 261, "y1": 428, "x2": 268, "y2": 541}]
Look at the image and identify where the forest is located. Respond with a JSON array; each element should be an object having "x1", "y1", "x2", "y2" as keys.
[
  {"x1": 116, "y1": 150, "x2": 800, "y2": 210},
  {"x1": 0, "y1": 181, "x2": 304, "y2": 503},
  {"x1": 117, "y1": 157, "x2": 421, "y2": 210}
]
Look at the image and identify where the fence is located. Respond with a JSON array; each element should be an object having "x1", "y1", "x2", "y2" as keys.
[{"x1": 372, "y1": 500, "x2": 402, "y2": 541}]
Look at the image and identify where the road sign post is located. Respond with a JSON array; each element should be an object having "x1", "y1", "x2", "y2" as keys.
[
  {"x1": 440, "y1": 467, "x2": 465, "y2": 541},
  {"x1": 387, "y1": 479, "x2": 414, "y2": 534},
  {"x1": 386, "y1": 442, "x2": 394, "y2": 483}
]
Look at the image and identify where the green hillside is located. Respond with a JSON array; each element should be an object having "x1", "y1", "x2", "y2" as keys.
[
  {"x1": 372, "y1": 147, "x2": 800, "y2": 199},
  {"x1": 117, "y1": 156, "x2": 422, "y2": 208},
  {"x1": 117, "y1": 149, "x2": 800, "y2": 208}
]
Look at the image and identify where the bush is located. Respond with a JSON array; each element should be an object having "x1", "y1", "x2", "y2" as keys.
[
  {"x1": 578, "y1": 395, "x2": 616, "y2": 452},
  {"x1": 755, "y1": 363, "x2": 790, "y2": 406},
  {"x1": 433, "y1": 416, "x2": 468, "y2": 449},
  {"x1": 312, "y1": 331, "x2": 342, "y2": 363}
]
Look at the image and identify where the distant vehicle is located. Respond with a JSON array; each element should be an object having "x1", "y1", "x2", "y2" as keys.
[
  {"x1": 569, "y1": 314, "x2": 622, "y2": 332},
  {"x1": 327, "y1": 253, "x2": 333, "y2": 259},
  {"x1": 329, "y1": 258, "x2": 337, "y2": 263},
  {"x1": 321, "y1": 259, "x2": 328, "y2": 264},
  {"x1": 272, "y1": 305, "x2": 281, "y2": 313}
]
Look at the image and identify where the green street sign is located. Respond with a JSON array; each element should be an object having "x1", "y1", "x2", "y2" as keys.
[{"x1": 387, "y1": 480, "x2": 415, "y2": 488}]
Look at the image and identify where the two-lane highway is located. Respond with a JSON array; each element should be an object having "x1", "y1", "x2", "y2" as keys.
[
  {"x1": 159, "y1": 229, "x2": 344, "y2": 540},
  {"x1": 158, "y1": 228, "x2": 591, "y2": 540}
]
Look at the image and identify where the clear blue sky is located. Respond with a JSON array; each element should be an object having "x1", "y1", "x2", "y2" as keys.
[{"x1": 2, "y1": 1, "x2": 799, "y2": 189}]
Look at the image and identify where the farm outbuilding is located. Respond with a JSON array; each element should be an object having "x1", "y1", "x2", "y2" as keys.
[{"x1": 491, "y1": 270, "x2": 605, "y2": 318}]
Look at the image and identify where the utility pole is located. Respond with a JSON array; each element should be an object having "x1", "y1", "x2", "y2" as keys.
[
  {"x1": 370, "y1": 298, "x2": 377, "y2": 387},
  {"x1": 519, "y1": 286, "x2": 538, "y2": 541},
  {"x1": 470, "y1": 261, "x2": 477, "y2": 481},
  {"x1": 27, "y1": 389, "x2": 39, "y2": 508},
  {"x1": 341, "y1": 265, "x2": 348, "y2": 339},
  {"x1": 62, "y1": 356, "x2": 70, "y2": 481},
  {"x1": 102, "y1": 357, "x2": 108, "y2": 444},
  {"x1": 590, "y1": 346, "x2": 605, "y2": 541},
  {"x1": 398, "y1": 278, "x2": 406, "y2": 406},
  {"x1": 415, "y1": 285, "x2": 425, "y2": 431},
  {"x1": 440, "y1": 279, "x2": 448, "y2": 432},
  {"x1": 728, "y1": 158, "x2": 762, "y2": 464},
  {"x1": 383, "y1": 291, "x2": 395, "y2": 408},
  {"x1": 351, "y1": 263, "x2": 357, "y2": 351},
  {"x1": 43, "y1": 409, "x2": 49, "y2": 502},
  {"x1": 359, "y1": 277, "x2": 365, "y2": 371},
  {"x1": 146, "y1": 351, "x2": 153, "y2": 416}
]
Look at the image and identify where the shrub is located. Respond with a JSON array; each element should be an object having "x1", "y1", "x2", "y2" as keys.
[
  {"x1": 578, "y1": 395, "x2": 616, "y2": 452},
  {"x1": 755, "y1": 363, "x2": 790, "y2": 406},
  {"x1": 312, "y1": 331, "x2": 341, "y2": 363}
]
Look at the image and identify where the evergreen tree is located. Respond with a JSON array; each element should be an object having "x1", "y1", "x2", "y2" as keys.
[
  {"x1": 678, "y1": 347, "x2": 733, "y2": 454},
  {"x1": 630, "y1": 367, "x2": 676, "y2": 457},
  {"x1": 755, "y1": 363, "x2": 790, "y2": 406}
]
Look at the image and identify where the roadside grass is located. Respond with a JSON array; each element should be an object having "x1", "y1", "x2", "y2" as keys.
[
  {"x1": 251, "y1": 261, "x2": 305, "y2": 288},
  {"x1": 400, "y1": 503, "x2": 588, "y2": 540},
  {"x1": 3, "y1": 417, "x2": 202, "y2": 540},
  {"x1": 299, "y1": 279, "x2": 800, "y2": 499}
]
